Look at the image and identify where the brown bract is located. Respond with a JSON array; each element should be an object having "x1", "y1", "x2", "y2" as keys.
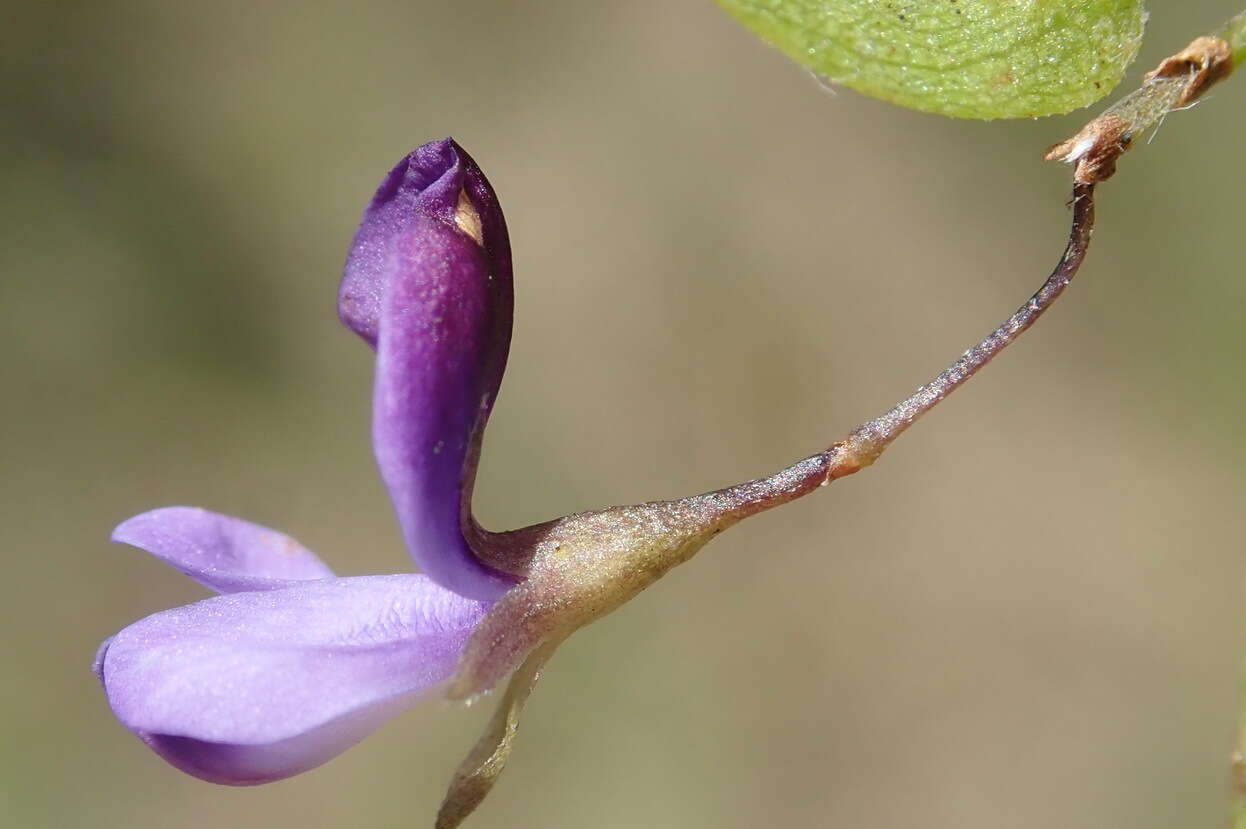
[
  {"x1": 1146, "y1": 35, "x2": 1233, "y2": 107},
  {"x1": 1045, "y1": 34, "x2": 1234, "y2": 184},
  {"x1": 1044, "y1": 114, "x2": 1131, "y2": 186}
]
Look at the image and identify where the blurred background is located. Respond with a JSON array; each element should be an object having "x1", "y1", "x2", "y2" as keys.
[{"x1": 3, "y1": 2, "x2": 1245, "y2": 827}]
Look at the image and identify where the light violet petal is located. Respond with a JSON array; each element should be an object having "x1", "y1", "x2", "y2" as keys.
[
  {"x1": 97, "y1": 574, "x2": 488, "y2": 784},
  {"x1": 112, "y1": 507, "x2": 335, "y2": 593}
]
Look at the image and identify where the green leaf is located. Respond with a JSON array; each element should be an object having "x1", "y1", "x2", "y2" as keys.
[{"x1": 715, "y1": 0, "x2": 1148, "y2": 119}]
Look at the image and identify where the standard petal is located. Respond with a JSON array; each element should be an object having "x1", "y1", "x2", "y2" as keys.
[
  {"x1": 339, "y1": 139, "x2": 518, "y2": 600},
  {"x1": 344, "y1": 140, "x2": 518, "y2": 601},
  {"x1": 372, "y1": 218, "x2": 518, "y2": 601},
  {"x1": 97, "y1": 574, "x2": 489, "y2": 784},
  {"x1": 112, "y1": 507, "x2": 335, "y2": 593}
]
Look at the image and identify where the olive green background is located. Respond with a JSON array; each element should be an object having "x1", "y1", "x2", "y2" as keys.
[{"x1": 4, "y1": 3, "x2": 1245, "y2": 827}]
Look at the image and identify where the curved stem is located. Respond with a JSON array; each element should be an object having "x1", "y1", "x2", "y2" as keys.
[
  {"x1": 709, "y1": 184, "x2": 1096, "y2": 520},
  {"x1": 830, "y1": 183, "x2": 1096, "y2": 474}
]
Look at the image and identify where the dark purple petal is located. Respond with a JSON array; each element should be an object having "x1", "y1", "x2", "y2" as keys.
[
  {"x1": 97, "y1": 574, "x2": 488, "y2": 784},
  {"x1": 342, "y1": 139, "x2": 517, "y2": 601},
  {"x1": 339, "y1": 139, "x2": 510, "y2": 348},
  {"x1": 112, "y1": 507, "x2": 334, "y2": 593},
  {"x1": 372, "y1": 221, "x2": 517, "y2": 600}
]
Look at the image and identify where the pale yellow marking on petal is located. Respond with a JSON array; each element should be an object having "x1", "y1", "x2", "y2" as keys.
[{"x1": 453, "y1": 189, "x2": 484, "y2": 246}]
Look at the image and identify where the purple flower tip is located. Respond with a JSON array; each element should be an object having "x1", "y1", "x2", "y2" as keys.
[{"x1": 339, "y1": 138, "x2": 510, "y2": 348}]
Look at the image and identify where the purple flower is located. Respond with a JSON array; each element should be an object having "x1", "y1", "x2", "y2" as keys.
[
  {"x1": 95, "y1": 139, "x2": 517, "y2": 786},
  {"x1": 97, "y1": 138, "x2": 831, "y2": 826}
]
